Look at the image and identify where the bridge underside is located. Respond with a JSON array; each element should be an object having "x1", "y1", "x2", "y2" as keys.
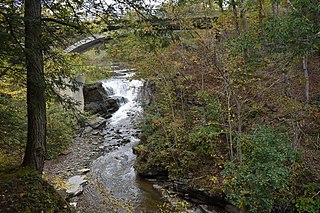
[{"x1": 66, "y1": 36, "x2": 111, "y2": 53}]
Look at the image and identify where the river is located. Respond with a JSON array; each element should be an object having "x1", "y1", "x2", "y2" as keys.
[{"x1": 79, "y1": 68, "x2": 163, "y2": 212}]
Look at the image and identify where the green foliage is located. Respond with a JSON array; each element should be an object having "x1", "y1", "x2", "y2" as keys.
[
  {"x1": 46, "y1": 103, "x2": 74, "y2": 160},
  {"x1": 136, "y1": 86, "x2": 226, "y2": 177},
  {"x1": 187, "y1": 93, "x2": 222, "y2": 157},
  {"x1": 295, "y1": 196, "x2": 320, "y2": 213},
  {"x1": 0, "y1": 79, "x2": 27, "y2": 169},
  {"x1": 78, "y1": 48, "x2": 111, "y2": 83},
  {"x1": 0, "y1": 149, "x2": 18, "y2": 172},
  {"x1": 0, "y1": 96, "x2": 27, "y2": 166},
  {"x1": 223, "y1": 126, "x2": 297, "y2": 212},
  {"x1": 194, "y1": 91, "x2": 222, "y2": 122},
  {"x1": 295, "y1": 183, "x2": 320, "y2": 213},
  {"x1": 0, "y1": 92, "x2": 76, "y2": 166},
  {"x1": 187, "y1": 125, "x2": 220, "y2": 156},
  {"x1": 160, "y1": 189, "x2": 191, "y2": 213},
  {"x1": 263, "y1": 16, "x2": 319, "y2": 56}
]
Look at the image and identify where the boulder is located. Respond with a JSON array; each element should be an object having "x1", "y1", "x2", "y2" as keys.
[
  {"x1": 111, "y1": 95, "x2": 128, "y2": 105},
  {"x1": 83, "y1": 82, "x2": 120, "y2": 118},
  {"x1": 83, "y1": 82, "x2": 108, "y2": 102}
]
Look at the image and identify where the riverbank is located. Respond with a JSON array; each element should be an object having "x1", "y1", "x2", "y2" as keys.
[
  {"x1": 43, "y1": 116, "x2": 107, "y2": 210},
  {"x1": 44, "y1": 126, "x2": 105, "y2": 180}
]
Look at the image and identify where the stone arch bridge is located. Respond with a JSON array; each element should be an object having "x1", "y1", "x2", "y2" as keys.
[{"x1": 62, "y1": 16, "x2": 218, "y2": 110}]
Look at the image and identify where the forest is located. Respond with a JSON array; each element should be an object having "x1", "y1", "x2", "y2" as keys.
[{"x1": 0, "y1": 0, "x2": 319, "y2": 212}]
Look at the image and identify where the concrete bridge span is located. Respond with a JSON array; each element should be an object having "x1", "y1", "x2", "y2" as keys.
[{"x1": 65, "y1": 34, "x2": 110, "y2": 53}]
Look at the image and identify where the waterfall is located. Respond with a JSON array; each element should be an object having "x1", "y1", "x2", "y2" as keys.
[{"x1": 81, "y1": 69, "x2": 162, "y2": 212}]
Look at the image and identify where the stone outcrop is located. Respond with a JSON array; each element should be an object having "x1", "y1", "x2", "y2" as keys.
[
  {"x1": 138, "y1": 81, "x2": 155, "y2": 105},
  {"x1": 133, "y1": 144, "x2": 169, "y2": 179},
  {"x1": 172, "y1": 181, "x2": 227, "y2": 207},
  {"x1": 137, "y1": 165, "x2": 169, "y2": 179},
  {"x1": 83, "y1": 82, "x2": 120, "y2": 118}
]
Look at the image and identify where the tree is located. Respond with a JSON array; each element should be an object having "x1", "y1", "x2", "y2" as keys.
[
  {"x1": 19, "y1": 0, "x2": 150, "y2": 172},
  {"x1": 22, "y1": 0, "x2": 46, "y2": 172}
]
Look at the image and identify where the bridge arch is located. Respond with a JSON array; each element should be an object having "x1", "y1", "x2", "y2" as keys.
[
  {"x1": 65, "y1": 34, "x2": 111, "y2": 53},
  {"x1": 61, "y1": 33, "x2": 117, "y2": 112}
]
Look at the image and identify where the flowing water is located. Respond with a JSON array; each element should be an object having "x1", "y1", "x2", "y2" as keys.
[{"x1": 81, "y1": 69, "x2": 163, "y2": 212}]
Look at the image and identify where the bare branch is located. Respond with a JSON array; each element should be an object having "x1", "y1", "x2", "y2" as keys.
[
  {"x1": 312, "y1": 191, "x2": 320, "y2": 199},
  {"x1": 0, "y1": 11, "x2": 25, "y2": 54},
  {"x1": 41, "y1": 17, "x2": 82, "y2": 30},
  {"x1": 0, "y1": 65, "x2": 14, "y2": 78}
]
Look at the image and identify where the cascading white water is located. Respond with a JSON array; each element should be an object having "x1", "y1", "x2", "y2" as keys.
[{"x1": 81, "y1": 69, "x2": 162, "y2": 212}]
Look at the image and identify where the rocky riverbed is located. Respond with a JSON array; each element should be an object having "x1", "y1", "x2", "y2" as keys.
[
  {"x1": 43, "y1": 69, "x2": 236, "y2": 213},
  {"x1": 43, "y1": 117, "x2": 107, "y2": 200},
  {"x1": 43, "y1": 123, "x2": 230, "y2": 213},
  {"x1": 44, "y1": 69, "x2": 165, "y2": 212}
]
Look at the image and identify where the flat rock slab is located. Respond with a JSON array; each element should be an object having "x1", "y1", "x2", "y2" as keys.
[{"x1": 66, "y1": 175, "x2": 88, "y2": 197}]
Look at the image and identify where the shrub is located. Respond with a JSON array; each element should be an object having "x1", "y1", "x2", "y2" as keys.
[
  {"x1": 46, "y1": 103, "x2": 74, "y2": 159},
  {"x1": 223, "y1": 126, "x2": 297, "y2": 212},
  {"x1": 295, "y1": 183, "x2": 320, "y2": 213}
]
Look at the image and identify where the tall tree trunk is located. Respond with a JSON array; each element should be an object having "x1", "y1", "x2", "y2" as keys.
[
  {"x1": 272, "y1": 2, "x2": 276, "y2": 17},
  {"x1": 227, "y1": 88, "x2": 233, "y2": 161},
  {"x1": 231, "y1": 0, "x2": 240, "y2": 34},
  {"x1": 239, "y1": 0, "x2": 249, "y2": 63},
  {"x1": 236, "y1": 98, "x2": 242, "y2": 163},
  {"x1": 303, "y1": 53, "x2": 309, "y2": 103},
  {"x1": 22, "y1": 0, "x2": 46, "y2": 172},
  {"x1": 258, "y1": 0, "x2": 265, "y2": 23}
]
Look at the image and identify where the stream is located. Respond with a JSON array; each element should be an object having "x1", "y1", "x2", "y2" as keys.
[{"x1": 80, "y1": 68, "x2": 163, "y2": 212}]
